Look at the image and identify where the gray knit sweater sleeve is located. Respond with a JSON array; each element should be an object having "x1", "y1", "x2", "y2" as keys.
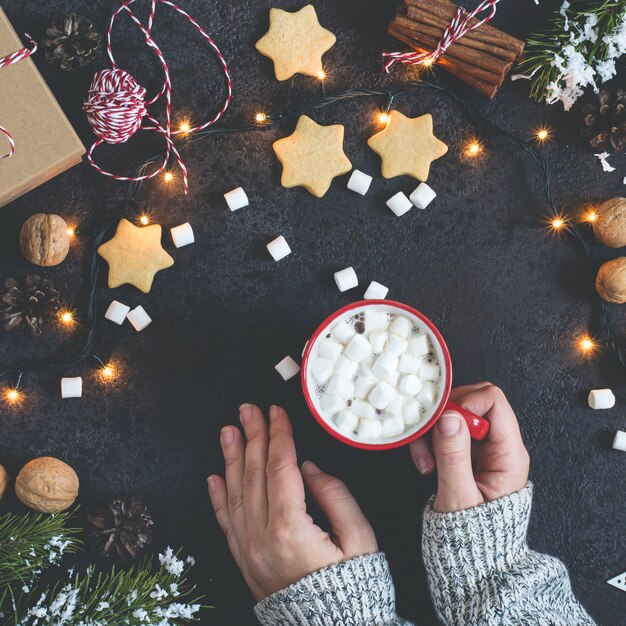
[{"x1": 422, "y1": 482, "x2": 596, "y2": 626}]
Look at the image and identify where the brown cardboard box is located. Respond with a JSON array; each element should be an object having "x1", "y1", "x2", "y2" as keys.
[{"x1": 0, "y1": 7, "x2": 84, "y2": 207}]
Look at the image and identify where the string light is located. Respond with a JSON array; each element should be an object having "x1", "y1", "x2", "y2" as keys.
[
  {"x1": 163, "y1": 171, "x2": 174, "y2": 184},
  {"x1": 4, "y1": 387, "x2": 20, "y2": 405},
  {"x1": 583, "y1": 209, "x2": 597, "y2": 223},
  {"x1": 178, "y1": 120, "x2": 191, "y2": 135},
  {"x1": 255, "y1": 112, "x2": 267, "y2": 123},
  {"x1": 67, "y1": 227, "x2": 75, "y2": 238},
  {"x1": 139, "y1": 214, "x2": 150, "y2": 226},
  {"x1": 535, "y1": 128, "x2": 550, "y2": 142},
  {"x1": 465, "y1": 140, "x2": 482, "y2": 157},
  {"x1": 58, "y1": 310, "x2": 75, "y2": 326},
  {"x1": 100, "y1": 363, "x2": 115, "y2": 381},
  {"x1": 316, "y1": 69, "x2": 326, "y2": 81},
  {"x1": 377, "y1": 112, "x2": 390, "y2": 125},
  {"x1": 550, "y1": 216, "x2": 566, "y2": 230},
  {"x1": 578, "y1": 335, "x2": 596, "y2": 354},
  {"x1": 421, "y1": 58, "x2": 434, "y2": 67}
]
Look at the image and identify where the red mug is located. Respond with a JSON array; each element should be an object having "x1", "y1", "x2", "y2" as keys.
[{"x1": 301, "y1": 300, "x2": 490, "y2": 450}]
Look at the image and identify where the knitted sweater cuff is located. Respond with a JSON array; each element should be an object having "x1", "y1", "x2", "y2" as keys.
[
  {"x1": 254, "y1": 552, "x2": 400, "y2": 626},
  {"x1": 422, "y1": 482, "x2": 533, "y2": 578}
]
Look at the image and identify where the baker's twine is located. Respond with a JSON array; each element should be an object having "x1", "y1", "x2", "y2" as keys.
[
  {"x1": 83, "y1": 0, "x2": 232, "y2": 193},
  {"x1": 383, "y1": 0, "x2": 500, "y2": 72},
  {"x1": 0, "y1": 34, "x2": 37, "y2": 159}
]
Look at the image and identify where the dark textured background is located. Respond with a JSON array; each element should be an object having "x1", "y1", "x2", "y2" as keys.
[{"x1": 1, "y1": 0, "x2": 625, "y2": 624}]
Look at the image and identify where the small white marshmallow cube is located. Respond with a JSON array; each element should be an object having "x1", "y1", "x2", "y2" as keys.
[
  {"x1": 369, "y1": 331, "x2": 388, "y2": 354},
  {"x1": 382, "y1": 416, "x2": 405, "y2": 438},
  {"x1": 386, "y1": 395, "x2": 405, "y2": 416},
  {"x1": 344, "y1": 334, "x2": 372, "y2": 363},
  {"x1": 386, "y1": 335, "x2": 408, "y2": 357},
  {"x1": 358, "y1": 419, "x2": 383, "y2": 439},
  {"x1": 364, "y1": 310, "x2": 388, "y2": 332},
  {"x1": 398, "y1": 353, "x2": 421, "y2": 374},
  {"x1": 359, "y1": 357, "x2": 375, "y2": 379},
  {"x1": 612, "y1": 430, "x2": 626, "y2": 452},
  {"x1": 311, "y1": 357, "x2": 333, "y2": 385},
  {"x1": 390, "y1": 316, "x2": 412, "y2": 338},
  {"x1": 386, "y1": 191, "x2": 413, "y2": 217},
  {"x1": 335, "y1": 410, "x2": 359, "y2": 435},
  {"x1": 267, "y1": 236, "x2": 291, "y2": 261},
  {"x1": 327, "y1": 376, "x2": 355, "y2": 399},
  {"x1": 170, "y1": 222, "x2": 195, "y2": 248},
  {"x1": 332, "y1": 321, "x2": 356, "y2": 344},
  {"x1": 318, "y1": 339, "x2": 342, "y2": 362},
  {"x1": 399, "y1": 374, "x2": 422, "y2": 396},
  {"x1": 352, "y1": 399, "x2": 376, "y2": 420},
  {"x1": 403, "y1": 399, "x2": 423, "y2": 425},
  {"x1": 409, "y1": 182, "x2": 436, "y2": 210},
  {"x1": 347, "y1": 169, "x2": 373, "y2": 195},
  {"x1": 334, "y1": 267, "x2": 359, "y2": 292},
  {"x1": 364, "y1": 281, "x2": 389, "y2": 300},
  {"x1": 419, "y1": 363, "x2": 441, "y2": 382},
  {"x1": 369, "y1": 381, "x2": 396, "y2": 410},
  {"x1": 334, "y1": 355, "x2": 359, "y2": 379},
  {"x1": 224, "y1": 187, "x2": 249, "y2": 211},
  {"x1": 321, "y1": 394, "x2": 346, "y2": 414},
  {"x1": 275, "y1": 356, "x2": 300, "y2": 381},
  {"x1": 372, "y1": 353, "x2": 399, "y2": 382},
  {"x1": 355, "y1": 376, "x2": 376, "y2": 400},
  {"x1": 61, "y1": 377, "x2": 82, "y2": 399},
  {"x1": 127, "y1": 306, "x2": 152, "y2": 332},
  {"x1": 408, "y1": 334, "x2": 430, "y2": 357},
  {"x1": 105, "y1": 300, "x2": 130, "y2": 325},
  {"x1": 587, "y1": 389, "x2": 616, "y2": 410},
  {"x1": 418, "y1": 382, "x2": 437, "y2": 409}
]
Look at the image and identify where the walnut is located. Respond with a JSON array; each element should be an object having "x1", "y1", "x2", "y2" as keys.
[
  {"x1": 20, "y1": 214, "x2": 71, "y2": 266},
  {"x1": 0, "y1": 464, "x2": 8, "y2": 500},
  {"x1": 592, "y1": 197, "x2": 626, "y2": 248},
  {"x1": 596, "y1": 257, "x2": 626, "y2": 304},
  {"x1": 15, "y1": 457, "x2": 79, "y2": 513}
]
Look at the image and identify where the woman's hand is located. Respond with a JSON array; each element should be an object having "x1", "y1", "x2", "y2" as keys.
[
  {"x1": 409, "y1": 383, "x2": 530, "y2": 513},
  {"x1": 208, "y1": 404, "x2": 378, "y2": 601}
]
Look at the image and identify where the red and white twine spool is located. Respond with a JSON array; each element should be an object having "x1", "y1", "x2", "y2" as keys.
[
  {"x1": 84, "y1": 0, "x2": 233, "y2": 193},
  {"x1": 383, "y1": 0, "x2": 500, "y2": 72},
  {"x1": 0, "y1": 34, "x2": 37, "y2": 160}
]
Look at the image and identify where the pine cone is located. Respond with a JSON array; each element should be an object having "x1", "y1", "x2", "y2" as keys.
[
  {"x1": 87, "y1": 497, "x2": 155, "y2": 561},
  {"x1": 0, "y1": 275, "x2": 60, "y2": 336},
  {"x1": 42, "y1": 13, "x2": 102, "y2": 71},
  {"x1": 582, "y1": 89, "x2": 626, "y2": 153}
]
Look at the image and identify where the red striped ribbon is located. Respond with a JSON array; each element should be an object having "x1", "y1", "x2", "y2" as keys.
[
  {"x1": 0, "y1": 34, "x2": 37, "y2": 159},
  {"x1": 84, "y1": 0, "x2": 232, "y2": 193}
]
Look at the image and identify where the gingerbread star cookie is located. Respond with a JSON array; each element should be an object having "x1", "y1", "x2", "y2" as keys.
[
  {"x1": 367, "y1": 111, "x2": 448, "y2": 181},
  {"x1": 273, "y1": 115, "x2": 352, "y2": 198},
  {"x1": 255, "y1": 5, "x2": 336, "y2": 81},
  {"x1": 98, "y1": 219, "x2": 174, "y2": 293}
]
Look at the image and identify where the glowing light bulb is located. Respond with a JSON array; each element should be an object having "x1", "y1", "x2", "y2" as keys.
[
  {"x1": 59, "y1": 310, "x2": 74, "y2": 325},
  {"x1": 536, "y1": 128, "x2": 549, "y2": 141},
  {"x1": 584, "y1": 209, "x2": 597, "y2": 223},
  {"x1": 163, "y1": 171, "x2": 174, "y2": 184},
  {"x1": 378, "y1": 112, "x2": 390, "y2": 125},
  {"x1": 465, "y1": 141, "x2": 482, "y2": 157},
  {"x1": 101, "y1": 364, "x2": 115, "y2": 380},
  {"x1": 255, "y1": 112, "x2": 267, "y2": 123},
  {"x1": 179, "y1": 121, "x2": 191, "y2": 134},
  {"x1": 316, "y1": 69, "x2": 326, "y2": 80},
  {"x1": 5, "y1": 388, "x2": 20, "y2": 404},
  {"x1": 139, "y1": 214, "x2": 150, "y2": 226},
  {"x1": 579, "y1": 335, "x2": 595, "y2": 354},
  {"x1": 67, "y1": 227, "x2": 75, "y2": 238},
  {"x1": 551, "y1": 217, "x2": 565, "y2": 230},
  {"x1": 422, "y1": 58, "x2": 434, "y2": 67}
]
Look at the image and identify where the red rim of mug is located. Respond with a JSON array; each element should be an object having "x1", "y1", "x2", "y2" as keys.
[{"x1": 301, "y1": 300, "x2": 453, "y2": 450}]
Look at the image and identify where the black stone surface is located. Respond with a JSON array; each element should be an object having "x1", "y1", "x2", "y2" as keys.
[{"x1": 1, "y1": 1, "x2": 625, "y2": 624}]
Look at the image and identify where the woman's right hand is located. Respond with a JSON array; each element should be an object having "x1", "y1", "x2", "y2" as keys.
[{"x1": 409, "y1": 383, "x2": 530, "y2": 513}]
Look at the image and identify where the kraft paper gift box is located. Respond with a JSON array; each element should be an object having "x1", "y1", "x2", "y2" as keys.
[{"x1": 0, "y1": 7, "x2": 84, "y2": 208}]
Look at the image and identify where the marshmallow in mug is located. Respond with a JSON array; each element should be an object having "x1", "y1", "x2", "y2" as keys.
[{"x1": 310, "y1": 310, "x2": 441, "y2": 441}]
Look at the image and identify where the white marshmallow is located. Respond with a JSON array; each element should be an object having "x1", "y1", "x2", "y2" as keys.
[
  {"x1": 357, "y1": 419, "x2": 383, "y2": 439},
  {"x1": 104, "y1": 300, "x2": 130, "y2": 325},
  {"x1": 334, "y1": 355, "x2": 359, "y2": 379},
  {"x1": 612, "y1": 430, "x2": 626, "y2": 452},
  {"x1": 398, "y1": 353, "x2": 421, "y2": 374},
  {"x1": 390, "y1": 316, "x2": 412, "y2": 338},
  {"x1": 61, "y1": 377, "x2": 82, "y2": 399},
  {"x1": 364, "y1": 310, "x2": 388, "y2": 332},
  {"x1": 419, "y1": 363, "x2": 441, "y2": 382},
  {"x1": 386, "y1": 334, "x2": 408, "y2": 357},
  {"x1": 588, "y1": 389, "x2": 616, "y2": 410},
  {"x1": 386, "y1": 395, "x2": 405, "y2": 416},
  {"x1": 386, "y1": 191, "x2": 413, "y2": 217},
  {"x1": 352, "y1": 399, "x2": 376, "y2": 420},
  {"x1": 359, "y1": 357, "x2": 375, "y2": 379},
  {"x1": 369, "y1": 331, "x2": 388, "y2": 353},
  {"x1": 327, "y1": 376, "x2": 355, "y2": 399},
  {"x1": 403, "y1": 399, "x2": 423, "y2": 425},
  {"x1": 344, "y1": 334, "x2": 372, "y2": 363},
  {"x1": 369, "y1": 381, "x2": 396, "y2": 409},
  {"x1": 334, "y1": 266, "x2": 358, "y2": 292},
  {"x1": 418, "y1": 382, "x2": 437, "y2": 409},
  {"x1": 127, "y1": 306, "x2": 152, "y2": 331},
  {"x1": 364, "y1": 281, "x2": 389, "y2": 300},
  {"x1": 267, "y1": 235, "x2": 291, "y2": 261},
  {"x1": 224, "y1": 187, "x2": 249, "y2": 211},
  {"x1": 318, "y1": 339, "x2": 342, "y2": 362},
  {"x1": 409, "y1": 182, "x2": 436, "y2": 209},
  {"x1": 275, "y1": 356, "x2": 300, "y2": 381},
  {"x1": 399, "y1": 374, "x2": 422, "y2": 396},
  {"x1": 170, "y1": 222, "x2": 195, "y2": 248},
  {"x1": 382, "y1": 416, "x2": 405, "y2": 438},
  {"x1": 347, "y1": 169, "x2": 373, "y2": 195},
  {"x1": 408, "y1": 334, "x2": 430, "y2": 357},
  {"x1": 335, "y1": 410, "x2": 359, "y2": 435},
  {"x1": 372, "y1": 353, "x2": 399, "y2": 382},
  {"x1": 332, "y1": 321, "x2": 356, "y2": 344},
  {"x1": 321, "y1": 395, "x2": 346, "y2": 414},
  {"x1": 311, "y1": 357, "x2": 333, "y2": 385},
  {"x1": 355, "y1": 376, "x2": 376, "y2": 400}
]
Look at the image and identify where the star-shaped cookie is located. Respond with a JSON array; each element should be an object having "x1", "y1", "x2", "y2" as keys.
[
  {"x1": 98, "y1": 219, "x2": 174, "y2": 293},
  {"x1": 255, "y1": 5, "x2": 336, "y2": 81},
  {"x1": 367, "y1": 111, "x2": 448, "y2": 181},
  {"x1": 273, "y1": 115, "x2": 352, "y2": 198}
]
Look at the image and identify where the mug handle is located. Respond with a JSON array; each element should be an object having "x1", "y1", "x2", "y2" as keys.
[{"x1": 445, "y1": 401, "x2": 490, "y2": 441}]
